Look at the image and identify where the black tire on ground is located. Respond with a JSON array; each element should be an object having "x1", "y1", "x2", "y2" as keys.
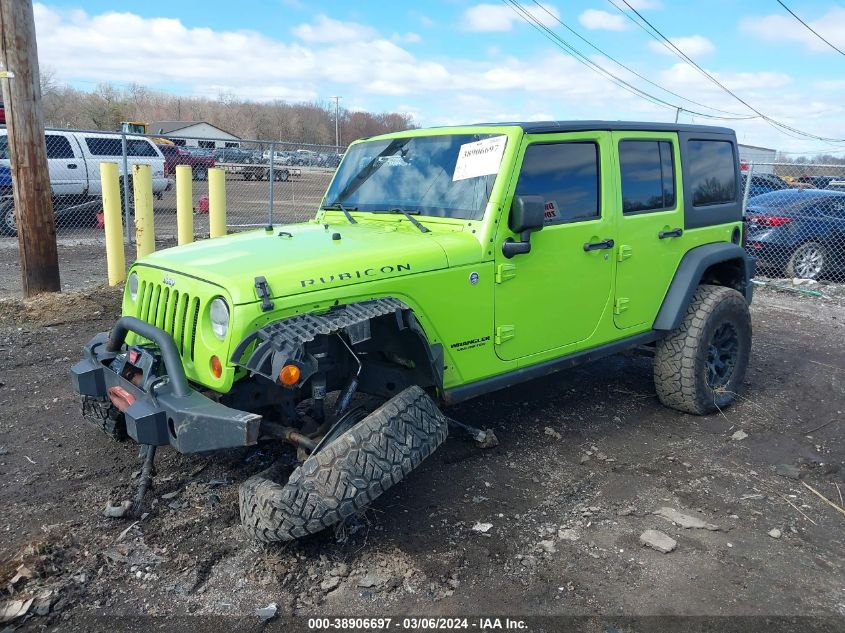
[
  {"x1": 81, "y1": 396, "x2": 127, "y2": 440},
  {"x1": 274, "y1": 169, "x2": 290, "y2": 182},
  {"x1": 239, "y1": 385, "x2": 449, "y2": 543},
  {"x1": 193, "y1": 168, "x2": 208, "y2": 181},
  {"x1": 653, "y1": 284, "x2": 752, "y2": 415},
  {"x1": 0, "y1": 199, "x2": 16, "y2": 237},
  {"x1": 244, "y1": 172, "x2": 253, "y2": 181},
  {"x1": 785, "y1": 241, "x2": 826, "y2": 280}
]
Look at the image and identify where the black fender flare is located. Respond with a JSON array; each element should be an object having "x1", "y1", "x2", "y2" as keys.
[
  {"x1": 230, "y1": 297, "x2": 444, "y2": 390},
  {"x1": 653, "y1": 242, "x2": 754, "y2": 332}
]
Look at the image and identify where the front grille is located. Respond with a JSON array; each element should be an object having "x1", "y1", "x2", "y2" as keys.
[{"x1": 135, "y1": 280, "x2": 200, "y2": 361}]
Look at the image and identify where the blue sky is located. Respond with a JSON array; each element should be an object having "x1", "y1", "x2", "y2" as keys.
[{"x1": 34, "y1": 1, "x2": 845, "y2": 153}]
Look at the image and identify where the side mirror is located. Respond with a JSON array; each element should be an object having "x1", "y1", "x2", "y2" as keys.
[
  {"x1": 509, "y1": 194, "x2": 545, "y2": 233},
  {"x1": 503, "y1": 194, "x2": 545, "y2": 258}
]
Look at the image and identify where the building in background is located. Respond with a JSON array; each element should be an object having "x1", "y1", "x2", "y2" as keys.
[
  {"x1": 148, "y1": 121, "x2": 240, "y2": 149},
  {"x1": 739, "y1": 143, "x2": 777, "y2": 175}
]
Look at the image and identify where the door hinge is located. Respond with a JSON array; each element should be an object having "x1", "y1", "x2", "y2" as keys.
[
  {"x1": 495, "y1": 325, "x2": 515, "y2": 344},
  {"x1": 614, "y1": 298, "x2": 630, "y2": 314},
  {"x1": 495, "y1": 263, "x2": 517, "y2": 284},
  {"x1": 617, "y1": 244, "x2": 633, "y2": 262}
]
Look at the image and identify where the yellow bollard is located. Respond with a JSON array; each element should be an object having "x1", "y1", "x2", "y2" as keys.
[
  {"x1": 100, "y1": 162, "x2": 125, "y2": 286},
  {"x1": 132, "y1": 164, "x2": 155, "y2": 258},
  {"x1": 208, "y1": 167, "x2": 227, "y2": 238},
  {"x1": 175, "y1": 164, "x2": 193, "y2": 245}
]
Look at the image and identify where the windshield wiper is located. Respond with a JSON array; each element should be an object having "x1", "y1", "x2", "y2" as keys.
[
  {"x1": 322, "y1": 202, "x2": 357, "y2": 224},
  {"x1": 372, "y1": 207, "x2": 430, "y2": 233}
]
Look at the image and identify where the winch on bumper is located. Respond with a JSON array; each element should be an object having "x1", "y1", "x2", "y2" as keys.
[{"x1": 69, "y1": 316, "x2": 261, "y2": 453}]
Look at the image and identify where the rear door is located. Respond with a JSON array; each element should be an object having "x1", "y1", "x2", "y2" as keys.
[
  {"x1": 82, "y1": 134, "x2": 124, "y2": 195},
  {"x1": 45, "y1": 132, "x2": 84, "y2": 196},
  {"x1": 493, "y1": 132, "x2": 616, "y2": 361},
  {"x1": 612, "y1": 132, "x2": 686, "y2": 330}
]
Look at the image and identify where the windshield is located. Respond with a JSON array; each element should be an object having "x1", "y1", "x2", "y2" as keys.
[{"x1": 323, "y1": 134, "x2": 505, "y2": 221}]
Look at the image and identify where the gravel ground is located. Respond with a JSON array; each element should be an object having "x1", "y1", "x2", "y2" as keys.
[{"x1": 0, "y1": 282, "x2": 843, "y2": 632}]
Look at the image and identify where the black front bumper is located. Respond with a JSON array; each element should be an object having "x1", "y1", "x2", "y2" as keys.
[{"x1": 69, "y1": 316, "x2": 261, "y2": 454}]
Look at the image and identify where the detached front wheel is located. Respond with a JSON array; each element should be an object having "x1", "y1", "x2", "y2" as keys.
[
  {"x1": 239, "y1": 385, "x2": 449, "y2": 543},
  {"x1": 654, "y1": 284, "x2": 751, "y2": 415}
]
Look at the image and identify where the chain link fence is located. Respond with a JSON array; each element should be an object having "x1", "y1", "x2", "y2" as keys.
[
  {"x1": 0, "y1": 127, "x2": 343, "y2": 239},
  {"x1": 3, "y1": 129, "x2": 845, "y2": 292},
  {"x1": 743, "y1": 162, "x2": 845, "y2": 282}
]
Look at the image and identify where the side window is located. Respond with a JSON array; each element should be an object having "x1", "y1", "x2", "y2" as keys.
[
  {"x1": 619, "y1": 140, "x2": 675, "y2": 213},
  {"x1": 0, "y1": 136, "x2": 8, "y2": 159},
  {"x1": 127, "y1": 139, "x2": 158, "y2": 157},
  {"x1": 687, "y1": 140, "x2": 736, "y2": 206},
  {"x1": 45, "y1": 135, "x2": 74, "y2": 159},
  {"x1": 515, "y1": 142, "x2": 599, "y2": 225},
  {"x1": 85, "y1": 137, "x2": 124, "y2": 156}
]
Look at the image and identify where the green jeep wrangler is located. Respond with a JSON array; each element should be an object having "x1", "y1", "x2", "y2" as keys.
[{"x1": 71, "y1": 121, "x2": 754, "y2": 542}]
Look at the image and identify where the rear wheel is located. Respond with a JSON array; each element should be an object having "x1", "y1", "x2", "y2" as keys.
[
  {"x1": 239, "y1": 385, "x2": 449, "y2": 542},
  {"x1": 786, "y1": 241, "x2": 826, "y2": 280},
  {"x1": 654, "y1": 284, "x2": 751, "y2": 415},
  {"x1": 193, "y1": 167, "x2": 208, "y2": 181},
  {"x1": 0, "y1": 199, "x2": 16, "y2": 237}
]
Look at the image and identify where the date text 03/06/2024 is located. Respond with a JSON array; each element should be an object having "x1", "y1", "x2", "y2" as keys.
[{"x1": 306, "y1": 617, "x2": 528, "y2": 630}]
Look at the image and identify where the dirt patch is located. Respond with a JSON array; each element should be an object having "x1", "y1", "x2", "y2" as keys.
[
  {"x1": 0, "y1": 285, "x2": 122, "y2": 328},
  {"x1": 0, "y1": 283, "x2": 843, "y2": 630}
]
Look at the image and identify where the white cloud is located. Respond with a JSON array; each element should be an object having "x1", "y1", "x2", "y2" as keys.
[
  {"x1": 392, "y1": 32, "x2": 422, "y2": 44},
  {"x1": 292, "y1": 15, "x2": 376, "y2": 42},
  {"x1": 578, "y1": 9, "x2": 629, "y2": 31},
  {"x1": 29, "y1": 3, "x2": 845, "y2": 153},
  {"x1": 462, "y1": 3, "x2": 559, "y2": 32},
  {"x1": 740, "y1": 7, "x2": 845, "y2": 54},
  {"x1": 648, "y1": 35, "x2": 715, "y2": 58}
]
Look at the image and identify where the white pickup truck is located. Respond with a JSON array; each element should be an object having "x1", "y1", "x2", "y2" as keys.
[{"x1": 0, "y1": 129, "x2": 170, "y2": 236}]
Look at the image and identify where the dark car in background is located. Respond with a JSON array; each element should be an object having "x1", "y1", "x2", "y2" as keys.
[
  {"x1": 213, "y1": 147, "x2": 259, "y2": 164},
  {"x1": 742, "y1": 172, "x2": 792, "y2": 198},
  {"x1": 745, "y1": 189, "x2": 845, "y2": 279},
  {"x1": 156, "y1": 144, "x2": 215, "y2": 180}
]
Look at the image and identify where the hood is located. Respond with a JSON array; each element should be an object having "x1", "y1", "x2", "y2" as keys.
[{"x1": 136, "y1": 220, "x2": 478, "y2": 304}]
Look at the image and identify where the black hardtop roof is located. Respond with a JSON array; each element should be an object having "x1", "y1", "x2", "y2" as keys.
[{"x1": 472, "y1": 120, "x2": 735, "y2": 136}]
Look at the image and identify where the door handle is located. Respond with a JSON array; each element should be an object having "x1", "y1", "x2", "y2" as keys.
[
  {"x1": 583, "y1": 239, "x2": 615, "y2": 252},
  {"x1": 67, "y1": 163, "x2": 78, "y2": 169},
  {"x1": 658, "y1": 228, "x2": 683, "y2": 239}
]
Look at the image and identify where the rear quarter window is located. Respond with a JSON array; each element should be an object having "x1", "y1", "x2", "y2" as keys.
[
  {"x1": 127, "y1": 139, "x2": 159, "y2": 157},
  {"x1": 687, "y1": 140, "x2": 736, "y2": 206}
]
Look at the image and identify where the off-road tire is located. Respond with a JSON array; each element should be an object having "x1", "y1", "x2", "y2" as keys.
[
  {"x1": 239, "y1": 385, "x2": 449, "y2": 543},
  {"x1": 785, "y1": 241, "x2": 826, "y2": 280},
  {"x1": 81, "y1": 396, "x2": 127, "y2": 440},
  {"x1": 654, "y1": 284, "x2": 751, "y2": 415}
]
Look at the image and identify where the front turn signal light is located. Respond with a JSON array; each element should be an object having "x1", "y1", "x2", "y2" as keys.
[
  {"x1": 279, "y1": 364, "x2": 301, "y2": 386},
  {"x1": 210, "y1": 355, "x2": 223, "y2": 379}
]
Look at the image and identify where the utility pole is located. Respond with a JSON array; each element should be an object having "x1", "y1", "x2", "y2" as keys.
[
  {"x1": 0, "y1": 0, "x2": 60, "y2": 296},
  {"x1": 330, "y1": 96, "x2": 341, "y2": 149}
]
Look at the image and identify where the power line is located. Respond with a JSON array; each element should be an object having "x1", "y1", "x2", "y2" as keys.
[
  {"x1": 610, "y1": 0, "x2": 845, "y2": 143},
  {"x1": 526, "y1": 0, "x2": 754, "y2": 118},
  {"x1": 501, "y1": 0, "x2": 756, "y2": 121},
  {"x1": 775, "y1": 0, "x2": 845, "y2": 57}
]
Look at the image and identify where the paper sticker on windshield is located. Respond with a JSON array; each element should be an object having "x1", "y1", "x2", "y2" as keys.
[{"x1": 452, "y1": 136, "x2": 507, "y2": 182}]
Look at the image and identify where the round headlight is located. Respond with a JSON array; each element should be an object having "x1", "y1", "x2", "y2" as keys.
[
  {"x1": 210, "y1": 297, "x2": 230, "y2": 340},
  {"x1": 128, "y1": 272, "x2": 138, "y2": 302}
]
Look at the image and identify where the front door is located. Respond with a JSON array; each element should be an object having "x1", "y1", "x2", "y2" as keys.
[
  {"x1": 494, "y1": 133, "x2": 616, "y2": 361},
  {"x1": 612, "y1": 132, "x2": 687, "y2": 330},
  {"x1": 46, "y1": 133, "x2": 84, "y2": 196}
]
